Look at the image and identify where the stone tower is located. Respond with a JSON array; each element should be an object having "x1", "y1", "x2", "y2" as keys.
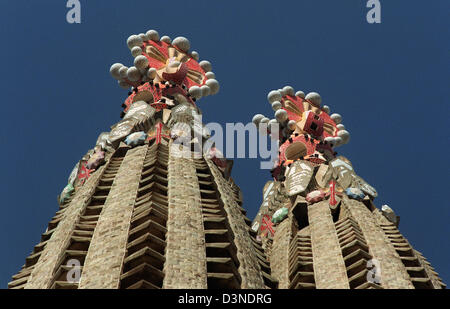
[
  {"x1": 8, "y1": 30, "x2": 277, "y2": 289},
  {"x1": 251, "y1": 86, "x2": 446, "y2": 289}
]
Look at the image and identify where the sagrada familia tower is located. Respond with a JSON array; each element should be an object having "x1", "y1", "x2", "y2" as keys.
[{"x1": 8, "y1": 30, "x2": 445, "y2": 289}]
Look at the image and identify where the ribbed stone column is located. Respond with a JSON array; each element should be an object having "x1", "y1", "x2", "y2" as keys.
[
  {"x1": 206, "y1": 159, "x2": 266, "y2": 289},
  {"x1": 308, "y1": 201, "x2": 350, "y2": 289},
  {"x1": 344, "y1": 198, "x2": 414, "y2": 289},
  {"x1": 25, "y1": 154, "x2": 111, "y2": 289},
  {"x1": 270, "y1": 216, "x2": 292, "y2": 288},
  {"x1": 79, "y1": 145, "x2": 147, "y2": 289},
  {"x1": 162, "y1": 146, "x2": 207, "y2": 289},
  {"x1": 413, "y1": 249, "x2": 444, "y2": 289}
]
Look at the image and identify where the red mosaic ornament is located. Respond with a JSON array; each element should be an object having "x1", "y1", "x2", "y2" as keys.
[
  {"x1": 260, "y1": 215, "x2": 275, "y2": 237},
  {"x1": 304, "y1": 153, "x2": 327, "y2": 166},
  {"x1": 281, "y1": 94, "x2": 338, "y2": 140},
  {"x1": 123, "y1": 82, "x2": 195, "y2": 115},
  {"x1": 150, "y1": 102, "x2": 168, "y2": 112},
  {"x1": 273, "y1": 92, "x2": 342, "y2": 168},
  {"x1": 278, "y1": 134, "x2": 317, "y2": 165},
  {"x1": 147, "y1": 122, "x2": 170, "y2": 145},
  {"x1": 328, "y1": 180, "x2": 337, "y2": 206},
  {"x1": 78, "y1": 163, "x2": 93, "y2": 185},
  {"x1": 142, "y1": 39, "x2": 208, "y2": 89}
]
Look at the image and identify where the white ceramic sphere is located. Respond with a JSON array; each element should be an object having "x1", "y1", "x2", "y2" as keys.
[
  {"x1": 146, "y1": 30, "x2": 160, "y2": 41},
  {"x1": 199, "y1": 60, "x2": 212, "y2": 72},
  {"x1": 119, "y1": 66, "x2": 128, "y2": 79},
  {"x1": 127, "y1": 35, "x2": 143, "y2": 50},
  {"x1": 305, "y1": 92, "x2": 322, "y2": 106},
  {"x1": 160, "y1": 36, "x2": 171, "y2": 44},
  {"x1": 283, "y1": 86, "x2": 295, "y2": 96},
  {"x1": 190, "y1": 51, "x2": 199, "y2": 61},
  {"x1": 139, "y1": 33, "x2": 148, "y2": 41},
  {"x1": 201, "y1": 85, "x2": 211, "y2": 97},
  {"x1": 330, "y1": 113, "x2": 342, "y2": 124},
  {"x1": 205, "y1": 72, "x2": 215, "y2": 79},
  {"x1": 189, "y1": 86, "x2": 202, "y2": 99},
  {"x1": 205, "y1": 79, "x2": 220, "y2": 95},
  {"x1": 267, "y1": 90, "x2": 282, "y2": 104},
  {"x1": 134, "y1": 55, "x2": 149, "y2": 70},
  {"x1": 272, "y1": 101, "x2": 282, "y2": 111},
  {"x1": 295, "y1": 91, "x2": 305, "y2": 98},
  {"x1": 131, "y1": 46, "x2": 142, "y2": 57},
  {"x1": 337, "y1": 130, "x2": 350, "y2": 144},
  {"x1": 252, "y1": 114, "x2": 265, "y2": 125},
  {"x1": 127, "y1": 67, "x2": 141, "y2": 82},
  {"x1": 172, "y1": 36, "x2": 190, "y2": 52},
  {"x1": 275, "y1": 109, "x2": 288, "y2": 122},
  {"x1": 147, "y1": 67, "x2": 157, "y2": 80},
  {"x1": 110, "y1": 63, "x2": 123, "y2": 79}
]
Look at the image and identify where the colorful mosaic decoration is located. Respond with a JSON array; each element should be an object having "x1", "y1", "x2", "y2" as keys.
[
  {"x1": 345, "y1": 187, "x2": 365, "y2": 200},
  {"x1": 78, "y1": 163, "x2": 93, "y2": 185},
  {"x1": 252, "y1": 86, "x2": 377, "y2": 238},
  {"x1": 86, "y1": 147, "x2": 105, "y2": 170},
  {"x1": 59, "y1": 183, "x2": 74, "y2": 205},
  {"x1": 260, "y1": 214, "x2": 275, "y2": 237},
  {"x1": 125, "y1": 131, "x2": 147, "y2": 147},
  {"x1": 272, "y1": 207, "x2": 289, "y2": 224}
]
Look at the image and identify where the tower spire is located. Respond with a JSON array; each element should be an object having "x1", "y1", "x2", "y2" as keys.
[
  {"x1": 8, "y1": 30, "x2": 276, "y2": 290},
  {"x1": 251, "y1": 86, "x2": 445, "y2": 289}
]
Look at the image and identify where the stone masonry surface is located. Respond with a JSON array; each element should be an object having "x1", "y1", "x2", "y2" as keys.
[
  {"x1": 25, "y1": 154, "x2": 111, "y2": 289},
  {"x1": 269, "y1": 216, "x2": 292, "y2": 288},
  {"x1": 343, "y1": 198, "x2": 414, "y2": 289},
  {"x1": 162, "y1": 146, "x2": 208, "y2": 289},
  {"x1": 308, "y1": 201, "x2": 350, "y2": 289},
  {"x1": 79, "y1": 146, "x2": 147, "y2": 289},
  {"x1": 206, "y1": 159, "x2": 266, "y2": 289}
]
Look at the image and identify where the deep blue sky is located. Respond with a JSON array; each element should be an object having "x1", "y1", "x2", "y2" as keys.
[{"x1": 0, "y1": 1, "x2": 448, "y2": 288}]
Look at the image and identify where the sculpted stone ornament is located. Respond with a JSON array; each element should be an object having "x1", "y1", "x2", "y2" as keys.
[
  {"x1": 67, "y1": 161, "x2": 80, "y2": 186},
  {"x1": 381, "y1": 205, "x2": 399, "y2": 226},
  {"x1": 352, "y1": 174, "x2": 378, "y2": 198},
  {"x1": 330, "y1": 156, "x2": 355, "y2": 190},
  {"x1": 315, "y1": 163, "x2": 332, "y2": 189},
  {"x1": 272, "y1": 207, "x2": 289, "y2": 224},
  {"x1": 86, "y1": 147, "x2": 105, "y2": 170},
  {"x1": 59, "y1": 183, "x2": 74, "y2": 204},
  {"x1": 306, "y1": 190, "x2": 325, "y2": 204},
  {"x1": 125, "y1": 131, "x2": 147, "y2": 147},
  {"x1": 285, "y1": 160, "x2": 314, "y2": 197},
  {"x1": 108, "y1": 119, "x2": 136, "y2": 148},
  {"x1": 345, "y1": 187, "x2": 365, "y2": 200}
]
